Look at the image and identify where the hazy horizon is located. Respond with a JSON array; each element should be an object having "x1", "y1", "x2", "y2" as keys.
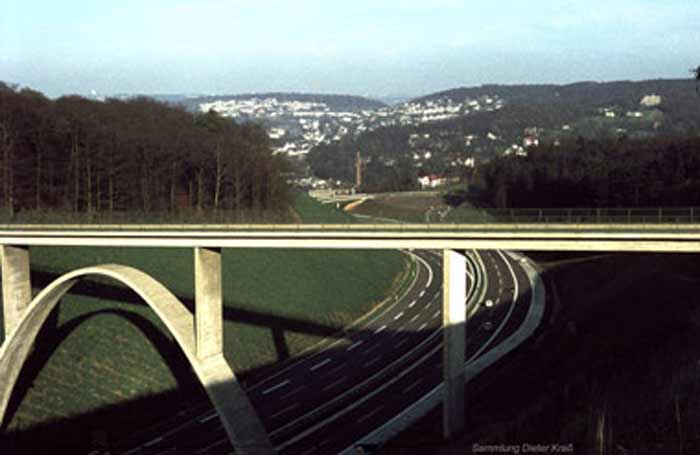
[{"x1": 3, "y1": 0, "x2": 698, "y2": 99}]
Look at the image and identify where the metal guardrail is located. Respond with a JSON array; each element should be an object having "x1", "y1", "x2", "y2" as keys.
[
  {"x1": 1, "y1": 207, "x2": 700, "y2": 228},
  {"x1": 446, "y1": 207, "x2": 700, "y2": 224}
]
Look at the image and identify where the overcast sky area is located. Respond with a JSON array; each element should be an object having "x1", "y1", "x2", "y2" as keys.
[{"x1": 2, "y1": 0, "x2": 699, "y2": 99}]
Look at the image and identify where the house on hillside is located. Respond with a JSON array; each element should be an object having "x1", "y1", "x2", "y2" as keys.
[
  {"x1": 523, "y1": 136, "x2": 539, "y2": 148},
  {"x1": 417, "y1": 174, "x2": 459, "y2": 189}
]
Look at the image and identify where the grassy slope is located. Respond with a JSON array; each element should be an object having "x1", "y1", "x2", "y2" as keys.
[
  {"x1": 346, "y1": 193, "x2": 442, "y2": 223},
  {"x1": 1, "y1": 193, "x2": 408, "y2": 447},
  {"x1": 293, "y1": 191, "x2": 355, "y2": 223}
]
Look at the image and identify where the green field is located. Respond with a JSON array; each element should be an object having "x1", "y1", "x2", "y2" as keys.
[
  {"x1": 347, "y1": 193, "x2": 442, "y2": 223},
  {"x1": 292, "y1": 191, "x2": 356, "y2": 223},
  {"x1": 0, "y1": 193, "x2": 409, "y2": 447}
]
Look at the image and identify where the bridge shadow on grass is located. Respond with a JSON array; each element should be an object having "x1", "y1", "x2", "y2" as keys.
[
  {"x1": 0, "y1": 308, "x2": 204, "y2": 435},
  {"x1": 31, "y1": 269, "x2": 361, "y2": 367},
  {"x1": 0, "y1": 307, "x2": 209, "y2": 454},
  {"x1": 0, "y1": 311, "x2": 439, "y2": 454},
  {"x1": 0, "y1": 268, "x2": 440, "y2": 454}
]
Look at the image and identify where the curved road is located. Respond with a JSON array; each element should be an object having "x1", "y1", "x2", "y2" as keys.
[{"x1": 88, "y1": 249, "x2": 537, "y2": 455}]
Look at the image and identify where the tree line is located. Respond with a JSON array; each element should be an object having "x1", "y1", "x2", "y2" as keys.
[
  {"x1": 0, "y1": 83, "x2": 290, "y2": 218},
  {"x1": 480, "y1": 136, "x2": 700, "y2": 208}
]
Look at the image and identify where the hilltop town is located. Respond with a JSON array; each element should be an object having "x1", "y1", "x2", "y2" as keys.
[{"x1": 196, "y1": 93, "x2": 505, "y2": 158}]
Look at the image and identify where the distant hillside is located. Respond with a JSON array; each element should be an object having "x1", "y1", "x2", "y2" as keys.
[
  {"x1": 412, "y1": 79, "x2": 696, "y2": 109},
  {"x1": 182, "y1": 92, "x2": 386, "y2": 112},
  {"x1": 308, "y1": 78, "x2": 700, "y2": 191},
  {"x1": 413, "y1": 78, "x2": 700, "y2": 142},
  {"x1": 413, "y1": 79, "x2": 700, "y2": 128}
]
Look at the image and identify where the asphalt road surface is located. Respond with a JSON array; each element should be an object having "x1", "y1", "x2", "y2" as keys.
[{"x1": 89, "y1": 249, "x2": 534, "y2": 455}]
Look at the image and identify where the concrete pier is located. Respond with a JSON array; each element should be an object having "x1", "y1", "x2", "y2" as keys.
[
  {"x1": 442, "y1": 249, "x2": 466, "y2": 440},
  {"x1": 1, "y1": 245, "x2": 32, "y2": 337},
  {"x1": 195, "y1": 247, "x2": 223, "y2": 360}
]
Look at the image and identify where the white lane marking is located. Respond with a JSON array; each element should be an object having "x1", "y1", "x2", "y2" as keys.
[
  {"x1": 402, "y1": 378, "x2": 423, "y2": 394},
  {"x1": 123, "y1": 448, "x2": 140, "y2": 455},
  {"x1": 347, "y1": 340, "x2": 364, "y2": 351},
  {"x1": 196, "y1": 438, "x2": 228, "y2": 454},
  {"x1": 276, "y1": 336, "x2": 443, "y2": 452},
  {"x1": 432, "y1": 310, "x2": 440, "y2": 319},
  {"x1": 419, "y1": 290, "x2": 426, "y2": 298},
  {"x1": 365, "y1": 355, "x2": 383, "y2": 368},
  {"x1": 280, "y1": 385, "x2": 306, "y2": 400},
  {"x1": 409, "y1": 300, "x2": 417, "y2": 308},
  {"x1": 374, "y1": 324, "x2": 387, "y2": 334},
  {"x1": 322, "y1": 376, "x2": 348, "y2": 392},
  {"x1": 270, "y1": 402, "x2": 301, "y2": 420},
  {"x1": 395, "y1": 338, "x2": 409, "y2": 349},
  {"x1": 310, "y1": 358, "x2": 331, "y2": 371},
  {"x1": 410, "y1": 314, "x2": 420, "y2": 322},
  {"x1": 326, "y1": 363, "x2": 346, "y2": 377},
  {"x1": 467, "y1": 250, "x2": 520, "y2": 363},
  {"x1": 357, "y1": 405, "x2": 385, "y2": 424},
  {"x1": 262, "y1": 380, "x2": 290, "y2": 395},
  {"x1": 198, "y1": 412, "x2": 218, "y2": 423},
  {"x1": 144, "y1": 436, "x2": 163, "y2": 447},
  {"x1": 364, "y1": 343, "x2": 380, "y2": 355},
  {"x1": 248, "y1": 250, "x2": 425, "y2": 393},
  {"x1": 410, "y1": 250, "x2": 434, "y2": 288},
  {"x1": 419, "y1": 322, "x2": 427, "y2": 331},
  {"x1": 394, "y1": 311, "x2": 404, "y2": 321},
  {"x1": 122, "y1": 251, "x2": 436, "y2": 452}
]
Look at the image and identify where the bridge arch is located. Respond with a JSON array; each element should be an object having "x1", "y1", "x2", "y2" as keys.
[
  {"x1": 0, "y1": 264, "x2": 273, "y2": 454},
  {"x1": 2, "y1": 307, "x2": 204, "y2": 433}
]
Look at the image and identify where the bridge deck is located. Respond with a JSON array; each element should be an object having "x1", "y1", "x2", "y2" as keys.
[{"x1": 1, "y1": 224, "x2": 700, "y2": 252}]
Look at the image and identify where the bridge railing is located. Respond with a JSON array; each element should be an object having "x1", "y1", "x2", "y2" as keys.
[
  {"x1": 1, "y1": 207, "x2": 700, "y2": 228},
  {"x1": 444, "y1": 207, "x2": 700, "y2": 224}
]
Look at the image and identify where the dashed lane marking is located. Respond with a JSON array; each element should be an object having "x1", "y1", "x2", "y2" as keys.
[
  {"x1": 357, "y1": 405, "x2": 385, "y2": 424},
  {"x1": 365, "y1": 355, "x2": 383, "y2": 368},
  {"x1": 402, "y1": 378, "x2": 423, "y2": 394},
  {"x1": 394, "y1": 311, "x2": 404, "y2": 321},
  {"x1": 395, "y1": 338, "x2": 410, "y2": 349},
  {"x1": 280, "y1": 385, "x2": 306, "y2": 400},
  {"x1": 364, "y1": 343, "x2": 380, "y2": 355},
  {"x1": 310, "y1": 358, "x2": 332, "y2": 371},
  {"x1": 144, "y1": 437, "x2": 163, "y2": 447},
  {"x1": 325, "y1": 363, "x2": 346, "y2": 377},
  {"x1": 198, "y1": 413, "x2": 218, "y2": 424},
  {"x1": 262, "y1": 380, "x2": 290, "y2": 395},
  {"x1": 322, "y1": 376, "x2": 348, "y2": 392},
  {"x1": 347, "y1": 340, "x2": 364, "y2": 351},
  {"x1": 270, "y1": 402, "x2": 301, "y2": 420}
]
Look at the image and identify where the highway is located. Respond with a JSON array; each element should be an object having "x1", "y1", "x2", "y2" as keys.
[{"x1": 86, "y1": 248, "x2": 537, "y2": 455}]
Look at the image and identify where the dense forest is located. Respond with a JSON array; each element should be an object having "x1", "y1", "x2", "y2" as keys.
[
  {"x1": 0, "y1": 83, "x2": 290, "y2": 218},
  {"x1": 480, "y1": 136, "x2": 700, "y2": 208}
]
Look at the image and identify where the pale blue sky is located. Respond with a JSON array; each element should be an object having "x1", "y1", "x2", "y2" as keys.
[{"x1": 2, "y1": 0, "x2": 699, "y2": 98}]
